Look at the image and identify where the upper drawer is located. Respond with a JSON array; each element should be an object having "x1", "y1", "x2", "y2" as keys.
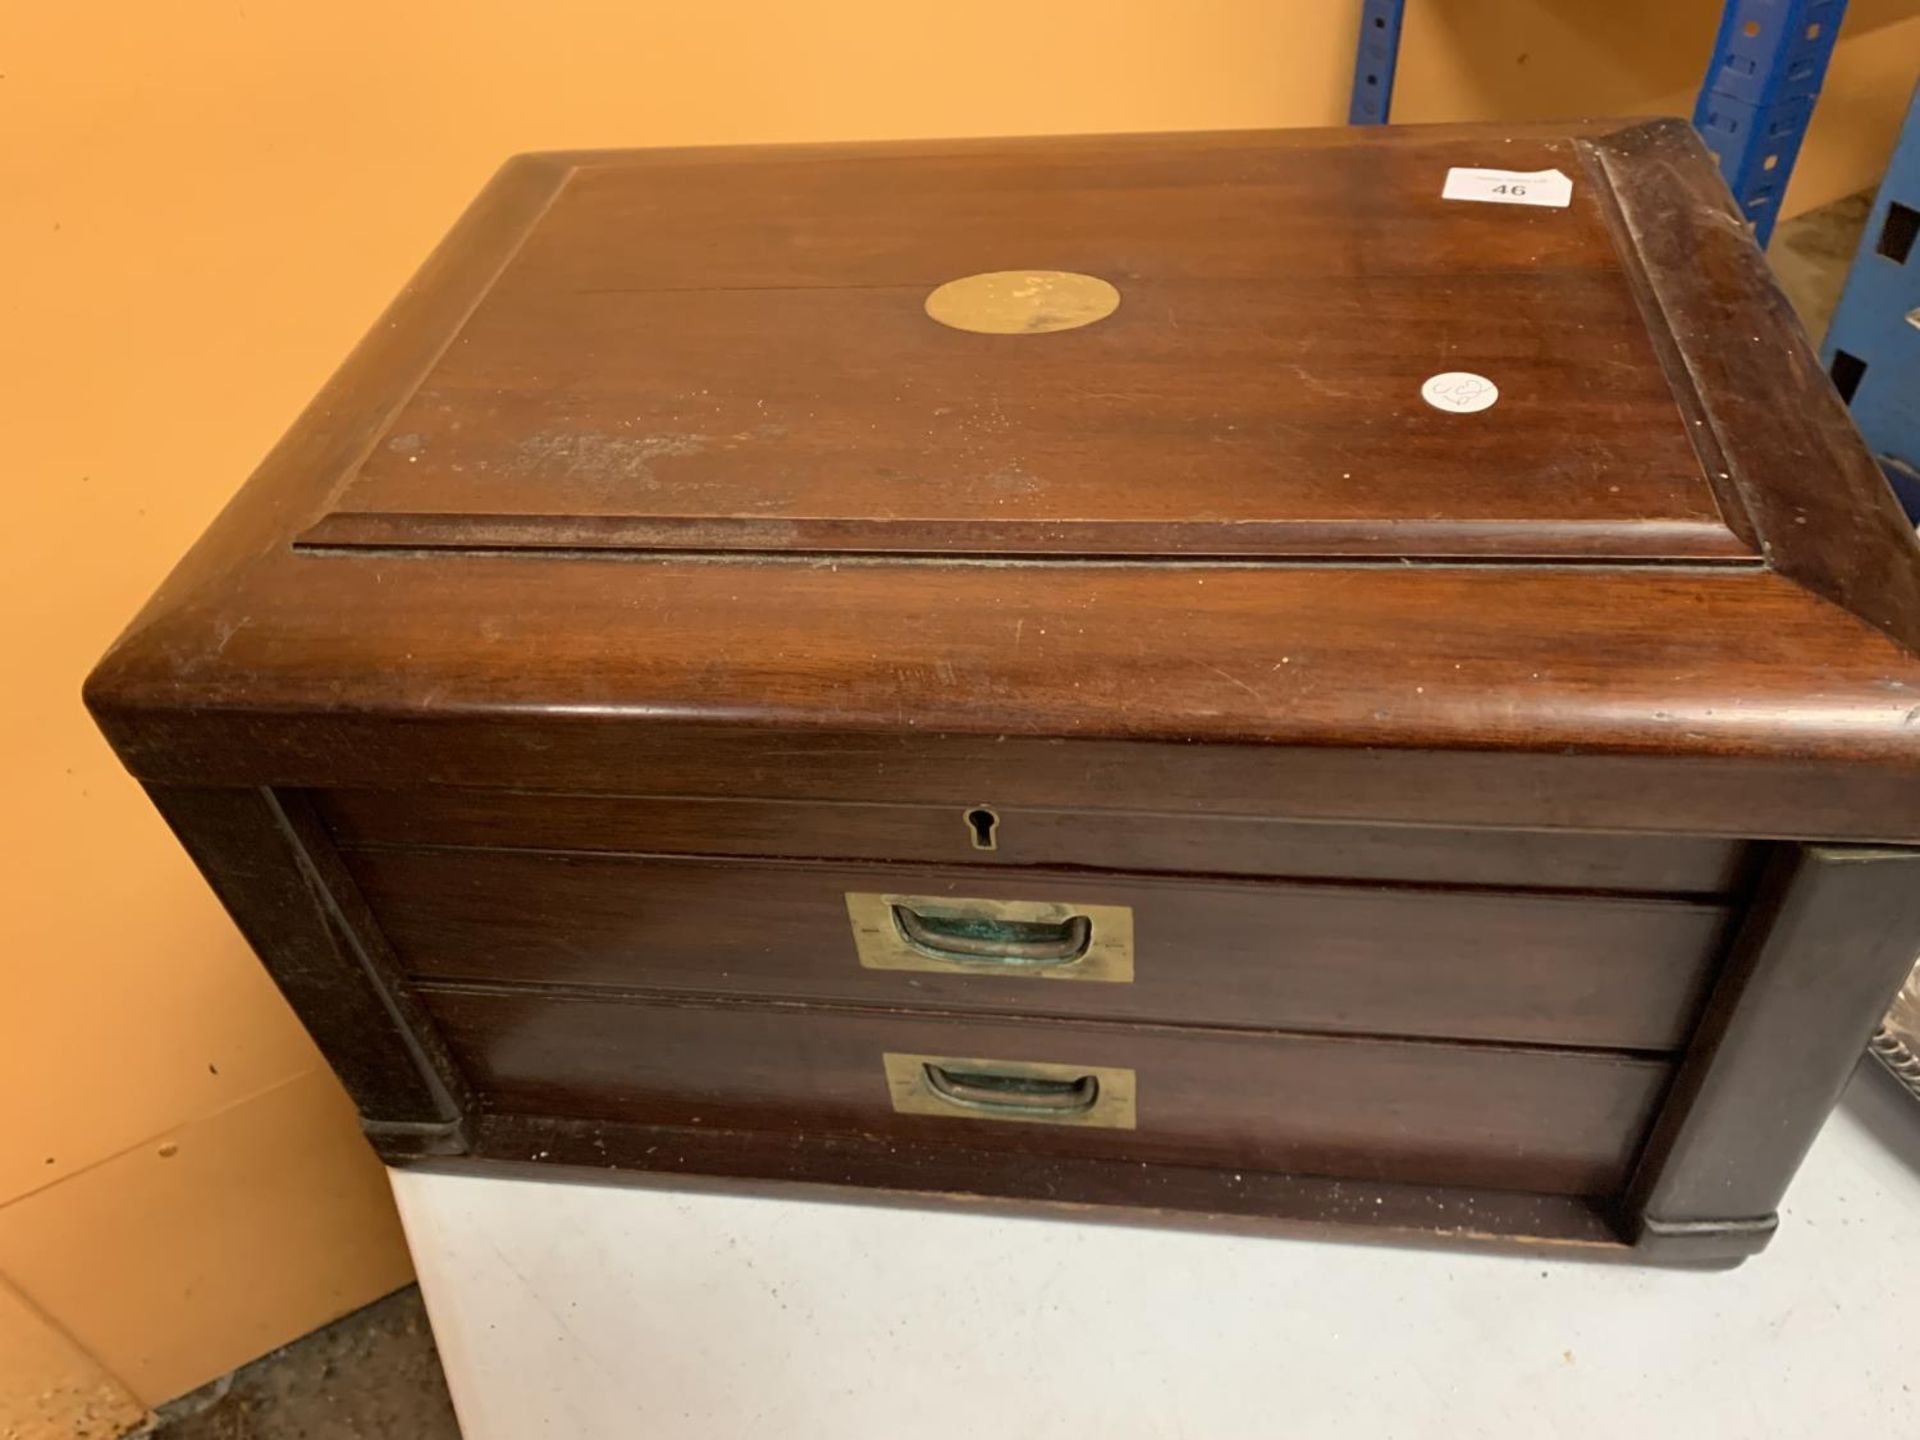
[
  {"x1": 351, "y1": 848, "x2": 1729, "y2": 1050},
  {"x1": 316, "y1": 788, "x2": 1749, "y2": 894}
]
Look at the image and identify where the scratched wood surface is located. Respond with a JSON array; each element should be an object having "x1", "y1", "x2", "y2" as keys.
[
  {"x1": 418, "y1": 987, "x2": 1672, "y2": 1196},
  {"x1": 348, "y1": 845, "x2": 1728, "y2": 1049},
  {"x1": 83, "y1": 121, "x2": 1920, "y2": 1263},
  {"x1": 302, "y1": 128, "x2": 1747, "y2": 561},
  {"x1": 315, "y1": 786, "x2": 1754, "y2": 891},
  {"x1": 87, "y1": 121, "x2": 1920, "y2": 834}
]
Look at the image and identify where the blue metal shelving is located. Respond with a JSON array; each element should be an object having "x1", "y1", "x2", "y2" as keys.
[
  {"x1": 1821, "y1": 83, "x2": 1920, "y2": 521},
  {"x1": 1347, "y1": 0, "x2": 1850, "y2": 245},
  {"x1": 1694, "y1": 0, "x2": 1847, "y2": 245},
  {"x1": 1348, "y1": 1, "x2": 1408, "y2": 126}
]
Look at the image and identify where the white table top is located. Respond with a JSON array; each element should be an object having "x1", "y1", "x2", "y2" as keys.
[{"x1": 392, "y1": 1062, "x2": 1920, "y2": 1438}]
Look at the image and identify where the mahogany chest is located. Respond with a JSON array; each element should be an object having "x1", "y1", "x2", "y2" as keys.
[{"x1": 87, "y1": 120, "x2": 1920, "y2": 1265}]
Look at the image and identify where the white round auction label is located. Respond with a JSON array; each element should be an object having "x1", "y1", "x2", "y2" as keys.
[{"x1": 1420, "y1": 371, "x2": 1499, "y2": 413}]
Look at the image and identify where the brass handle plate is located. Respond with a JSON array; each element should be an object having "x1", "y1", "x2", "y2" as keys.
[
  {"x1": 882, "y1": 1052, "x2": 1138, "y2": 1129},
  {"x1": 845, "y1": 893, "x2": 1133, "y2": 982}
]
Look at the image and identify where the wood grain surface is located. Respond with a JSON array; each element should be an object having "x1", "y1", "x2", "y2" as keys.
[
  {"x1": 355, "y1": 847, "x2": 1727, "y2": 1050},
  {"x1": 419, "y1": 987, "x2": 1672, "y2": 1196},
  {"x1": 81, "y1": 121, "x2": 1920, "y2": 1261},
  {"x1": 84, "y1": 123, "x2": 1920, "y2": 843},
  {"x1": 1628, "y1": 846, "x2": 1920, "y2": 1249},
  {"x1": 316, "y1": 788, "x2": 1754, "y2": 893},
  {"x1": 446, "y1": 1112, "x2": 1634, "y2": 1257},
  {"x1": 306, "y1": 129, "x2": 1747, "y2": 562}
]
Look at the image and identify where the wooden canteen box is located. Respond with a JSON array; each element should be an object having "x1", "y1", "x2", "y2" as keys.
[{"x1": 87, "y1": 120, "x2": 1920, "y2": 1265}]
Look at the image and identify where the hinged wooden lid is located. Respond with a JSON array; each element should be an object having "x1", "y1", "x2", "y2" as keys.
[
  {"x1": 88, "y1": 122, "x2": 1920, "y2": 842},
  {"x1": 299, "y1": 130, "x2": 1757, "y2": 563}
]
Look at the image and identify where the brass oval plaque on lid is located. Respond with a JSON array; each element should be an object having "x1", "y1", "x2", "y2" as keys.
[{"x1": 924, "y1": 269, "x2": 1120, "y2": 334}]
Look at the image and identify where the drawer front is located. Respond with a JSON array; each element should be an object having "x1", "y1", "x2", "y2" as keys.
[
  {"x1": 356, "y1": 849, "x2": 1728, "y2": 1049},
  {"x1": 316, "y1": 788, "x2": 1750, "y2": 894},
  {"x1": 421, "y1": 989, "x2": 1672, "y2": 1197}
]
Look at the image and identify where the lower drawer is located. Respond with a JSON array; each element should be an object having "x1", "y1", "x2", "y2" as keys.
[
  {"x1": 357, "y1": 849, "x2": 1727, "y2": 1049},
  {"x1": 421, "y1": 989, "x2": 1673, "y2": 1197}
]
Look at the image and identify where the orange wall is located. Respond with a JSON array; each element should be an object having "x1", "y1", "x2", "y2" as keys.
[{"x1": 5, "y1": 1, "x2": 1917, "y2": 1426}]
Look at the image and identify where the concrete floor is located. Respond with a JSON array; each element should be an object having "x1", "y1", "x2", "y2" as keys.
[
  {"x1": 136, "y1": 192, "x2": 1876, "y2": 1440},
  {"x1": 146, "y1": 1289, "x2": 459, "y2": 1439}
]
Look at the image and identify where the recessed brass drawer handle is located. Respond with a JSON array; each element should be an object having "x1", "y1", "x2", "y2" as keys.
[
  {"x1": 846, "y1": 893, "x2": 1134, "y2": 983},
  {"x1": 882, "y1": 1052, "x2": 1138, "y2": 1129},
  {"x1": 890, "y1": 904, "x2": 1093, "y2": 967},
  {"x1": 920, "y1": 1062, "x2": 1100, "y2": 1116}
]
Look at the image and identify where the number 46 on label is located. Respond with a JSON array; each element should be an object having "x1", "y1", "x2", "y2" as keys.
[{"x1": 1441, "y1": 167, "x2": 1573, "y2": 209}]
